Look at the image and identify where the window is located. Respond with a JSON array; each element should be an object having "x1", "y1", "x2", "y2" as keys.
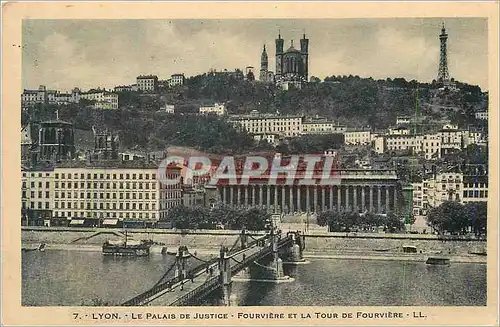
[
  {"x1": 100, "y1": 174, "x2": 104, "y2": 179},
  {"x1": 46, "y1": 182, "x2": 50, "y2": 188},
  {"x1": 94, "y1": 174, "x2": 97, "y2": 179},
  {"x1": 126, "y1": 193, "x2": 130, "y2": 199},
  {"x1": 45, "y1": 191, "x2": 49, "y2": 198}
]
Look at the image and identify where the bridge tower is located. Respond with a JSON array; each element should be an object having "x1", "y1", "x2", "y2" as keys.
[
  {"x1": 270, "y1": 227, "x2": 284, "y2": 279},
  {"x1": 240, "y1": 229, "x2": 248, "y2": 249},
  {"x1": 218, "y1": 246, "x2": 232, "y2": 306},
  {"x1": 175, "y1": 246, "x2": 189, "y2": 280}
]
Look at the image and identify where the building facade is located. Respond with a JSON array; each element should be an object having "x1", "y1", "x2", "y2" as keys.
[
  {"x1": 199, "y1": 103, "x2": 226, "y2": 116},
  {"x1": 344, "y1": 129, "x2": 372, "y2": 145},
  {"x1": 80, "y1": 90, "x2": 119, "y2": 110},
  {"x1": 217, "y1": 169, "x2": 400, "y2": 214},
  {"x1": 136, "y1": 75, "x2": 158, "y2": 92},
  {"x1": 228, "y1": 113, "x2": 304, "y2": 137},
  {"x1": 21, "y1": 163, "x2": 183, "y2": 225},
  {"x1": 275, "y1": 33, "x2": 309, "y2": 89},
  {"x1": 169, "y1": 74, "x2": 185, "y2": 87}
]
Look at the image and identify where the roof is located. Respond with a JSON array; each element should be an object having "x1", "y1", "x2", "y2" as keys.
[
  {"x1": 137, "y1": 75, "x2": 158, "y2": 79},
  {"x1": 285, "y1": 45, "x2": 300, "y2": 53},
  {"x1": 40, "y1": 119, "x2": 72, "y2": 126}
]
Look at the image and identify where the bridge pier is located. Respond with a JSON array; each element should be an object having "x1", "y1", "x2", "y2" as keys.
[
  {"x1": 218, "y1": 246, "x2": 233, "y2": 306},
  {"x1": 175, "y1": 246, "x2": 189, "y2": 280},
  {"x1": 286, "y1": 231, "x2": 306, "y2": 263}
]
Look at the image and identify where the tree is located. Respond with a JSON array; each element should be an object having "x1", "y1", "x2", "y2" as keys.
[
  {"x1": 426, "y1": 201, "x2": 468, "y2": 234},
  {"x1": 464, "y1": 202, "x2": 487, "y2": 237}
]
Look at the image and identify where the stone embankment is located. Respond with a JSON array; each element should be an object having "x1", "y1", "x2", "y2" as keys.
[{"x1": 22, "y1": 227, "x2": 487, "y2": 263}]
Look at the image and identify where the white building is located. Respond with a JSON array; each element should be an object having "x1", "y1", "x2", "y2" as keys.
[
  {"x1": 302, "y1": 117, "x2": 346, "y2": 135},
  {"x1": 80, "y1": 90, "x2": 119, "y2": 110},
  {"x1": 438, "y1": 126, "x2": 463, "y2": 155},
  {"x1": 253, "y1": 133, "x2": 280, "y2": 145},
  {"x1": 388, "y1": 126, "x2": 410, "y2": 135},
  {"x1": 344, "y1": 128, "x2": 371, "y2": 145},
  {"x1": 475, "y1": 111, "x2": 488, "y2": 120},
  {"x1": 21, "y1": 85, "x2": 81, "y2": 107},
  {"x1": 199, "y1": 103, "x2": 226, "y2": 116},
  {"x1": 396, "y1": 116, "x2": 411, "y2": 125},
  {"x1": 169, "y1": 74, "x2": 185, "y2": 87},
  {"x1": 162, "y1": 104, "x2": 175, "y2": 114},
  {"x1": 413, "y1": 172, "x2": 463, "y2": 215},
  {"x1": 422, "y1": 134, "x2": 441, "y2": 160},
  {"x1": 136, "y1": 75, "x2": 158, "y2": 92},
  {"x1": 228, "y1": 112, "x2": 304, "y2": 137},
  {"x1": 383, "y1": 135, "x2": 423, "y2": 154},
  {"x1": 21, "y1": 164, "x2": 183, "y2": 224}
]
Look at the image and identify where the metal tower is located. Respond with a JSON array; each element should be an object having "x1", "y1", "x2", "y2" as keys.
[{"x1": 437, "y1": 23, "x2": 450, "y2": 82}]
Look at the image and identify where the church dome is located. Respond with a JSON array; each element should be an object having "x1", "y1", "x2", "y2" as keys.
[{"x1": 285, "y1": 45, "x2": 300, "y2": 53}]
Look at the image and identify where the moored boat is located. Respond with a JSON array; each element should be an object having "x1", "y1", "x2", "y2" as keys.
[
  {"x1": 102, "y1": 231, "x2": 150, "y2": 256},
  {"x1": 426, "y1": 257, "x2": 450, "y2": 265}
]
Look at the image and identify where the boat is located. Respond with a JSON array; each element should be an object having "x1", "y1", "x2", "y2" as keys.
[
  {"x1": 22, "y1": 243, "x2": 46, "y2": 252},
  {"x1": 102, "y1": 231, "x2": 151, "y2": 256},
  {"x1": 426, "y1": 257, "x2": 450, "y2": 265}
]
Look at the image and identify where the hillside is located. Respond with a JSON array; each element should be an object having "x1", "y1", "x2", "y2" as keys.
[{"x1": 22, "y1": 74, "x2": 487, "y2": 154}]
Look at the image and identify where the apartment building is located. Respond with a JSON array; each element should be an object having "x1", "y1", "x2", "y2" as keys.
[
  {"x1": 462, "y1": 174, "x2": 488, "y2": 204},
  {"x1": 302, "y1": 117, "x2": 346, "y2": 135},
  {"x1": 136, "y1": 75, "x2": 158, "y2": 92},
  {"x1": 228, "y1": 112, "x2": 304, "y2": 137},
  {"x1": 199, "y1": 103, "x2": 226, "y2": 116},
  {"x1": 21, "y1": 163, "x2": 182, "y2": 226},
  {"x1": 169, "y1": 74, "x2": 185, "y2": 87},
  {"x1": 80, "y1": 90, "x2": 119, "y2": 110},
  {"x1": 344, "y1": 128, "x2": 372, "y2": 145}
]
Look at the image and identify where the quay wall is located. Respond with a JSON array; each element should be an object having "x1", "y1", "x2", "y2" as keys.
[{"x1": 21, "y1": 227, "x2": 486, "y2": 255}]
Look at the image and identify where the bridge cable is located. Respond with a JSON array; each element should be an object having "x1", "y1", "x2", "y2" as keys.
[
  {"x1": 152, "y1": 258, "x2": 178, "y2": 288},
  {"x1": 186, "y1": 251, "x2": 211, "y2": 264},
  {"x1": 227, "y1": 234, "x2": 241, "y2": 254},
  {"x1": 230, "y1": 256, "x2": 244, "y2": 265}
]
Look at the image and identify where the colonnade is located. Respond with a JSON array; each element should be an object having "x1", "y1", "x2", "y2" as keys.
[{"x1": 219, "y1": 184, "x2": 398, "y2": 214}]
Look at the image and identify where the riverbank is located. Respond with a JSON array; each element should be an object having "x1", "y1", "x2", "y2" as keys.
[{"x1": 22, "y1": 227, "x2": 487, "y2": 264}]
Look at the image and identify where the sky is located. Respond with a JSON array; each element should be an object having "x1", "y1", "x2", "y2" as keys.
[{"x1": 22, "y1": 18, "x2": 488, "y2": 92}]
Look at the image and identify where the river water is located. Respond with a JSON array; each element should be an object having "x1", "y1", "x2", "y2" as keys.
[{"x1": 22, "y1": 250, "x2": 486, "y2": 306}]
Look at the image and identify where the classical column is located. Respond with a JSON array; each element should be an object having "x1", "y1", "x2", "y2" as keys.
[
  {"x1": 361, "y1": 186, "x2": 366, "y2": 212},
  {"x1": 274, "y1": 186, "x2": 278, "y2": 212},
  {"x1": 393, "y1": 186, "x2": 398, "y2": 211},
  {"x1": 289, "y1": 186, "x2": 294, "y2": 213},
  {"x1": 345, "y1": 186, "x2": 350, "y2": 211},
  {"x1": 321, "y1": 187, "x2": 326, "y2": 212},
  {"x1": 266, "y1": 185, "x2": 271, "y2": 209},
  {"x1": 244, "y1": 186, "x2": 248, "y2": 206},
  {"x1": 313, "y1": 186, "x2": 318, "y2": 212},
  {"x1": 353, "y1": 185, "x2": 358, "y2": 212},
  {"x1": 369, "y1": 186, "x2": 374, "y2": 212},
  {"x1": 229, "y1": 186, "x2": 234, "y2": 205},
  {"x1": 337, "y1": 186, "x2": 341, "y2": 212},
  {"x1": 236, "y1": 186, "x2": 241, "y2": 206},
  {"x1": 306, "y1": 186, "x2": 310, "y2": 213},
  {"x1": 297, "y1": 186, "x2": 302, "y2": 212},
  {"x1": 259, "y1": 185, "x2": 263, "y2": 206},
  {"x1": 223, "y1": 187, "x2": 227, "y2": 204},
  {"x1": 281, "y1": 186, "x2": 286, "y2": 213},
  {"x1": 377, "y1": 185, "x2": 382, "y2": 213},
  {"x1": 252, "y1": 185, "x2": 256, "y2": 206},
  {"x1": 385, "y1": 186, "x2": 390, "y2": 212},
  {"x1": 329, "y1": 186, "x2": 334, "y2": 210}
]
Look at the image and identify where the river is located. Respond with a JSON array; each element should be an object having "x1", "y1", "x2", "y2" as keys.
[{"x1": 22, "y1": 250, "x2": 486, "y2": 306}]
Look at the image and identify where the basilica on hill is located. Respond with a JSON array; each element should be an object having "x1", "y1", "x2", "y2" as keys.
[{"x1": 259, "y1": 32, "x2": 310, "y2": 90}]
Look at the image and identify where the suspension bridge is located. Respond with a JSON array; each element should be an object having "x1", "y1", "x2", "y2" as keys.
[{"x1": 120, "y1": 228, "x2": 305, "y2": 306}]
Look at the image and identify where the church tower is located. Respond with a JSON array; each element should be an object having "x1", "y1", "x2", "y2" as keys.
[
  {"x1": 275, "y1": 32, "x2": 284, "y2": 81},
  {"x1": 300, "y1": 33, "x2": 309, "y2": 82},
  {"x1": 260, "y1": 44, "x2": 269, "y2": 82}
]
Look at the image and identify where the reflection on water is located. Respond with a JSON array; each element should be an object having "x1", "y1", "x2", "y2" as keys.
[{"x1": 22, "y1": 250, "x2": 486, "y2": 306}]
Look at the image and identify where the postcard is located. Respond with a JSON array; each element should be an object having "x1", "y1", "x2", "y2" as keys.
[{"x1": 1, "y1": 1, "x2": 498, "y2": 326}]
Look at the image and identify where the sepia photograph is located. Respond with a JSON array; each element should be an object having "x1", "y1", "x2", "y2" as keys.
[{"x1": 2, "y1": 1, "x2": 498, "y2": 326}]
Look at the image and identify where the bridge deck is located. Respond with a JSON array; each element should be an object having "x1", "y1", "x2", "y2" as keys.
[{"x1": 128, "y1": 234, "x2": 293, "y2": 306}]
